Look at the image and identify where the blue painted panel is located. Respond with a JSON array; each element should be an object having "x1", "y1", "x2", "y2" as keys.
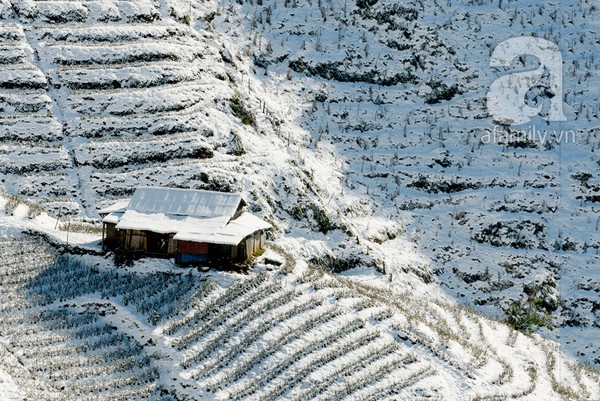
[{"x1": 177, "y1": 253, "x2": 209, "y2": 264}]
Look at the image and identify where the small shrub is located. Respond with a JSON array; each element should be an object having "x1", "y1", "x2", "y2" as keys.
[
  {"x1": 310, "y1": 205, "x2": 332, "y2": 234},
  {"x1": 356, "y1": 0, "x2": 378, "y2": 9},
  {"x1": 252, "y1": 248, "x2": 266, "y2": 257},
  {"x1": 424, "y1": 80, "x2": 462, "y2": 104},
  {"x1": 309, "y1": 253, "x2": 362, "y2": 273},
  {"x1": 571, "y1": 171, "x2": 592, "y2": 186},
  {"x1": 231, "y1": 131, "x2": 246, "y2": 156},
  {"x1": 504, "y1": 300, "x2": 554, "y2": 333},
  {"x1": 288, "y1": 204, "x2": 304, "y2": 220},
  {"x1": 203, "y1": 12, "x2": 216, "y2": 24},
  {"x1": 230, "y1": 93, "x2": 256, "y2": 126}
]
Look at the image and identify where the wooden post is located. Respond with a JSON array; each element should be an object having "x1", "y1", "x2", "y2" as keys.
[
  {"x1": 66, "y1": 219, "x2": 70, "y2": 247},
  {"x1": 101, "y1": 223, "x2": 105, "y2": 251}
]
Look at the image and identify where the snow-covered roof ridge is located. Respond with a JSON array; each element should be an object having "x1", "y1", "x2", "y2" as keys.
[{"x1": 127, "y1": 187, "x2": 245, "y2": 219}]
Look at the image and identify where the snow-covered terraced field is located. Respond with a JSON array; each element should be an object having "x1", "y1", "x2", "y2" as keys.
[
  {"x1": 0, "y1": 21, "x2": 76, "y2": 213},
  {"x1": 0, "y1": 239, "x2": 597, "y2": 400},
  {"x1": 199, "y1": 0, "x2": 600, "y2": 370},
  {"x1": 0, "y1": 0, "x2": 598, "y2": 397},
  {"x1": 73, "y1": 133, "x2": 213, "y2": 169},
  {"x1": 0, "y1": 0, "x2": 268, "y2": 215}
]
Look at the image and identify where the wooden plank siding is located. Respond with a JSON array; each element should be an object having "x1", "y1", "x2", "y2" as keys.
[
  {"x1": 103, "y1": 223, "x2": 118, "y2": 250},
  {"x1": 105, "y1": 228, "x2": 267, "y2": 265},
  {"x1": 105, "y1": 223, "x2": 116, "y2": 240},
  {"x1": 107, "y1": 229, "x2": 176, "y2": 258}
]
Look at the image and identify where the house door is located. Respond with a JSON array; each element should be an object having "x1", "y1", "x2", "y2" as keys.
[
  {"x1": 146, "y1": 232, "x2": 169, "y2": 256},
  {"x1": 237, "y1": 242, "x2": 247, "y2": 261}
]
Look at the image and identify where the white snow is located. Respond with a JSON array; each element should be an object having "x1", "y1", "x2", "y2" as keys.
[
  {"x1": 174, "y1": 211, "x2": 271, "y2": 245},
  {"x1": 0, "y1": 368, "x2": 23, "y2": 401},
  {"x1": 0, "y1": 0, "x2": 597, "y2": 398}
]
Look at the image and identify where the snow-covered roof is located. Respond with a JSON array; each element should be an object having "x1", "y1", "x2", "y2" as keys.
[
  {"x1": 174, "y1": 212, "x2": 272, "y2": 245},
  {"x1": 103, "y1": 212, "x2": 123, "y2": 224},
  {"x1": 114, "y1": 211, "x2": 230, "y2": 234},
  {"x1": 128, "y1": 187, "x2": 244, "y2": 219},
  {"x1": 101, "y1": 188, "x2": 270, "y2": 246},
  {"x1": 97, "y1": 200, "x2": 130, "y2": 215}
]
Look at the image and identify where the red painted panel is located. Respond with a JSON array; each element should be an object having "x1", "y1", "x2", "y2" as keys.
[{"x1": 178, "y1": 241, "x2": 209, "y2": 255}]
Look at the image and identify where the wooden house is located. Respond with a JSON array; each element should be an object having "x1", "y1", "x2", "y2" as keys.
[{"x1": 98, "y1": 187, "x2": 270, "y2": 265}]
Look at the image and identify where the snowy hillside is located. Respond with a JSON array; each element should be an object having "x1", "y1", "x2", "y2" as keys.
[
  {"x1": 201, "y1": 0, "x2": 600, "y2": 370},
  {"x1": 0, "y1": 0, "x2": 598, "y2": 398},
  {"x1": 0, "y1": 239, "x2": 597, "y2": 400}
]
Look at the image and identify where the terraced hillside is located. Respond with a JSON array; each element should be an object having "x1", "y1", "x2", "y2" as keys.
[
  {"x1": 0, "y1": 239, "x2": 598, "y2": 400},
  {"x1": 206, "y1": 0, "x2": 600, "y2": 368},
  {"x1": 0, "y1": 0, "x2": 599, "y2": 396},
  {"x1": 0, "y1": 0, "x2": 371, "y2": 302},
  {"x1": 1, "y1": 0, "x2": 309, "y2": 220},
  {"x1": 0, "y1": 19, "x2": 75, "y2": 212}
]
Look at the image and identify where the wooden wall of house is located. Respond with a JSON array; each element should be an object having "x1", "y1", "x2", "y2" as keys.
[
  {"x1": 103, "y1": 223, "x2": 118, "y2": 250},
  {"x1": 144, "y1": 232, "x2": 175, "y2": 256},
  {"x1": 210, "y1": 243, "x2": 235, "y2": 259},
  {"x1": 109, "y1": 227, "x2": 267, "y2": 264},
  {"x1": 105, "y1": 223, "x2": 116, "y2": 240},
  {"x1": 125, "y1": 229, "x2": 147, "y2": 251},
  {"x1": 244, "y1": 236, "x2": 252, "y2": 259},
  {"x1": 113, "y1": 230, "x2": 176, "y2": 257},
  {"x1": 241, "y1": 230, "x2": 266, "y2": 259}
]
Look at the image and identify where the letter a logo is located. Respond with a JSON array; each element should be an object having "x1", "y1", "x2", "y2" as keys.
[{"x1": 487, "y1": 37, "x2": 566, "y2": 125}]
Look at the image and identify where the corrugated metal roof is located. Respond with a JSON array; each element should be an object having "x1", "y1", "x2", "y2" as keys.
[{"x1": 128, "y1": 187, "x2": 243, "y2": 218}]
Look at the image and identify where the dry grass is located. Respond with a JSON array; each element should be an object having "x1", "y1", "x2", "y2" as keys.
[
  {"x1": 268, "y1": 243, "x2": 297, "y2": 274},
  {"x1": 58, "y1": 221, "x2": 103, "y2": 234},
  {"x1": 3, "y1": 193, "x2": 44, "y2": 219}
]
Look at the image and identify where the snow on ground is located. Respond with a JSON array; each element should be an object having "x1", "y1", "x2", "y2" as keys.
[
  {"x1": 0, "y1": 196, "x2": 101, "y2": 249},
  {"x1": 199, "y1": 0, "x2": 600, "y2": 369},
  {"x1": 0, "y1": 237, "x2": 598, "y2": 400},
  {"x1": 0, "y1": 367, "x2": 23, "y2": 401},
  {"x1": 0, "y1": 0, "x2": 598, "y2": 398}
]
